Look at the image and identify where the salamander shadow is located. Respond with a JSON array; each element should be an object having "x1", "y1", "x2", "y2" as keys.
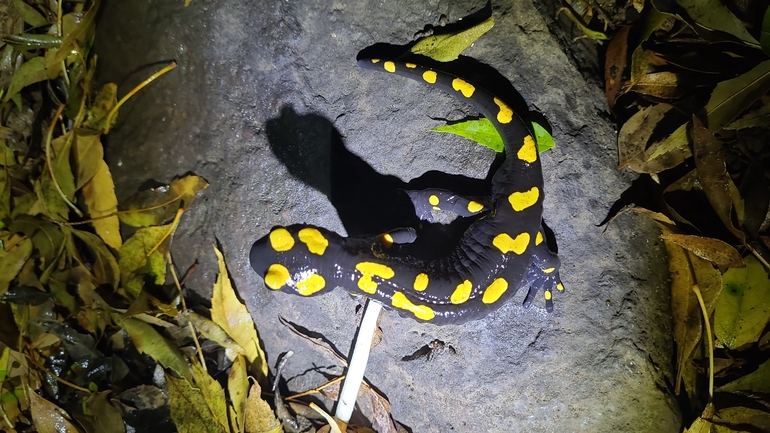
[{"x1": 264, "y1": 105, "x2": 498, "y2": 256}]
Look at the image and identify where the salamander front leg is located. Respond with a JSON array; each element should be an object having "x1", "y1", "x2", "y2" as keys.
[
  {"x1": 521, "y1": 229, "x2": 563, "y2": 312},
  {"x1": 405, "y1": 189, "x2": 488, "y2": 223}
]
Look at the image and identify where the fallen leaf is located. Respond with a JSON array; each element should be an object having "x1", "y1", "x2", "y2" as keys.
[
  {"x1": 714, "y1": 256, "x2": 770, "y2": 349},
  {"x1": 73, "y1": 130, "x2": 105, "y2": 189},
  {"x1": 675, "y1": 0, "x2": 759, "y2": 45},
  {"x1": 718, "y1": 358, "x2": 770, "y2": 393},
  {"x1": 82, "y1": 159, "x2": 121, "y2": 250},
  {"x1": 410, "y1": 17, "x2": 494, "y2": 62},
  {"x1": 119, "y1": 174, "x2": 208, "y2": 227},
  {"x1": 118, "y1": 223, "x2": 175, "y2": 298},
  {"x1": 228, "y1": 354, "x2": 249, "y2": 433},
  {"x1": 12, "y1": 0, "x2": 48, "y2": 27},
  {"x1": 29, "y1": 390, "x2": 80, "y2": 433},
  {"x1": 210, "y1": 245, "x2": 268, "y2": 382},
  {"x1": 121, "y1": 317, "x2": 191, "y2": 382},
  {"x1": 659, "y1": 234, "x2": 743, "y2": 268},
  {"x1": 83, "y1": 84, "x2": 118, "y2": 132},
  {"x1": 191, "y1": 360, "x2": 229, "y2": 431},
  {"x1": 0, "y1": 236, "x2": 32, "y2": 296},
  {"x1": 166, "y1": 372, "x2": 226, "y2": 433},
  {"x1": 243, "y1": 382, "x2": 281, "y2": 433}
]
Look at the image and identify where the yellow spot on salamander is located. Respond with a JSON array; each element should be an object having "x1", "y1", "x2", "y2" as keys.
[
  {"x1": 544, "y1": 290, "x2": 552, "y2": 301},
  {"x1": 482, "y1": 278, "x2": 508, "y2": 304},
  {"x1": 358, "y1": 274, "x2": 378, "y2": 294},
  {"x1": 535, "y1": 232, "x2": 544, "y2": 245},
  {"x1": 422, "y1": 70, "x2": 437, "y2": 84},
  {"x1": 392, "y1": 291, "x2": 435, "y2": 321},
  {"x1": 517, "y1": 135, "x2": 537, "y2": 163},
  {"x1": 296, "y1": 273, "x2": 325, "y2": 296},
  {"x1": 508, "y1": 187, "x2": 540, "y2": 212},
  {"x1": 298, "y1": 227, "x2": 328, "y2": 255},
  {"x1": 384, "y1": 61, "x2": 396, "y2": 73},
  {"x1": 355, "y1": 262, "x2": 395, "y2": 279},
  {"x1": 493, "y1": 232, "x2": 530, "y2": 255},
  {"x1": 264, "y1": 264, "x2": 290, "y2": 290},
  {"x1": 429, "y1": 194, "x2": 440, "y2": 206},
  {"x1": 371, "y1": 59, "x2": 381, "y2": 63},
  {"x1": 543, "y1": 267, "x2": 555, "y2": 274},
  {"x1": 405, "y1": 63, "x2": 417, "y2": 68},
  {"x1": 269, "y1": 228, "x2": 294, "y2": 252},
  {"x1": 467, "y1": 200, "x2": 484, "y2": 213},
  {"x1": 451, "y1": 280, "x2": 473, "y2": 304},
  {"x1": 413, "y1": 273, "x2": 429, "y2": 291},
  {"x1": 493, "y1": 97, "x2": 514, "y2": 124},
  {"x1": 452, "y1": 78, "x2": 475, "y2": 98},
  {"x1": 380, "y1": 233, "x2": 394, "y2": 248},
  {"x1": 557, "y1": 283, "x2": 565, "y2": 291}
]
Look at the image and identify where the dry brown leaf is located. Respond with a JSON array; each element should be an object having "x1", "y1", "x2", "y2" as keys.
[
  {"x1": 660, "y1": 233, "x2": 744, "y2": 268},
  {"x1": 29, "y1": 390, "x2": 80, "y2": 433}
]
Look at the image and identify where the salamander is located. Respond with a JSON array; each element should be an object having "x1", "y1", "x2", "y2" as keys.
[{"x1": 249, "y1": 56, "x2": 563, "y2": 325}]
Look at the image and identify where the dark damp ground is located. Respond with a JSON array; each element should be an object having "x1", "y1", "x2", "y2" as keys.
[{"x1": 95, "y1": 1, "x2": 681, "y2": 431}]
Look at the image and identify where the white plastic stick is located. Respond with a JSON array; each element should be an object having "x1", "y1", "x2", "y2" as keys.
[{"x1": 334, "y1": 299, "x2": 382, "y2": 423}]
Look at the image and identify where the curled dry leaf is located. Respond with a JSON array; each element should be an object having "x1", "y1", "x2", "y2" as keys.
[{"x1": 659, "y1": 233, "x2": 743, "y2": 268}]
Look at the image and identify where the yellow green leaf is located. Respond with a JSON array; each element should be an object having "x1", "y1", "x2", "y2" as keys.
[
  {"x1": 0, "y1": 237, "x2": 33, "y2": 296},
  {"x1": 50, "y1": 134, "x2": 76, "y2": 201},
  {"x1": 683, "y1": 417, "x2": 714, "y2": 433},
  {"x1": 12, "y1": 0, "x2": 48, "y2": 27},
  {"x1": 82, "y1": 160, "x2": 121, "y2": 250},
  {"x1": 29, "y1": 390, "x2": 80, "y2": 433},
  {"x1": 228, "y1": 355, "x2": 248, "y2": 433},
  {"x1": 73, "y1": 131, "x2": 105, "y2": 189},
  {"x1": 531, "y1": 122, "x2": 555, "y2": 153},
  {"x1": 192, "y1": 360, "x2": 229, "y2": 431},
  {"x1": 718, "y1": 358, "x2": 770, "y2": 393},
  {"x1": 119, "y1": 174, "x2": 208, "y2": 227},
  {"x1": 166, "y1": 372, "x2": 226, "y2": 433},
  {"x1": 210, "y1": 245, "x2": 268, "y2": 382},
  {"x1": 121, "y1": 317, "x2": 191, "y2": 382},
  {"x1": 0, "y1": 169, "x2": 10, "y2": 221},
  {"x1": 714, "y1": 256, "x2": 770, "y2": 349},
  {"x1": 410, "y1": 17, "x2": 494, "y2": 62},
  {"x1": 83, "y1": 84, "x2": 118, "y2": 132},
  {"x1": 118, "y1": 223, "x2": 175, "y2": 298},
  {"x1": 243, "y1": 382, "x2": 281, "y2": 433},
  {"x1": 47, "y1": 0, "x2": 100, "y2": 68},
  {"x1": 35, "y1": 173, "x2": 69, "y2": 221},
  {"x1": 3, "y1": 57, "x2": 55, "y2": 102}
]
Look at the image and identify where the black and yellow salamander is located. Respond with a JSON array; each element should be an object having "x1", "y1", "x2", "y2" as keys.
[{"x1": 249, "y1": 56, "x2": 563, "y2": 325}]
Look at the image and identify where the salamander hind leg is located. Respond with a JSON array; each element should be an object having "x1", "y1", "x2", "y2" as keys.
[
  {"x1": 521, "y1": 229, "x2": 563, "y2": 313},
  {"x1": 405, "y1": 189, "x2": 488, "y2": 223}
]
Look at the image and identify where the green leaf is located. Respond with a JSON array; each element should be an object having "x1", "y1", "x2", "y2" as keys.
[
  {"x1": 432, "y1": 118, "x2": 554, "y2": 154},
  {"x1": 650, "y1": 60, "x2": 770, "y2": 160},
  {"x1": 432, "y1": 118, "x2": 503, "y2": 152},
  {"x1": 714, "y1": 256, "x2": 770, "y2": 349},
  {"x1": 531, "y1": 121, "x2": 554, "y2": 153},
  {"x1": 11, "y1": 0, "x2": 48, "y2": 27},
  {"x1": 410, "y1": 17, "x2": 494, "y2": 62}
]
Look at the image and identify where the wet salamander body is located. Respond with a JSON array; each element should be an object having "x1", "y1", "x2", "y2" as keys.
[{"x1": 249, "y1": 57, "x2": 563, "y2": 325}]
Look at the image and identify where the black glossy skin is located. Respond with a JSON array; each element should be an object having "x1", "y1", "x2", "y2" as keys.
[{"x1": 249, "y1": 57, "x2": 562, "y2": 324}]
